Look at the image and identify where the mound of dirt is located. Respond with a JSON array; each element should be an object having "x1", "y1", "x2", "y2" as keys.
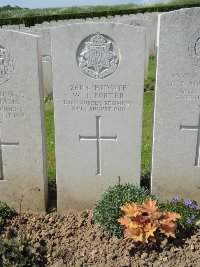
[{"x1": 2, "y1": 210, "x2": 200, "y2": 267}]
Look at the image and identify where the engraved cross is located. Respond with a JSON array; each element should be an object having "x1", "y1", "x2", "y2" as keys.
[
  {"x1": 180, "y1": 109, "x2": 200, "y2": 166},
  {"x1": 0, "y1": 128, "x2": 19, "y2": 180},
  {"x1": 79, "y1": 116, "x2": 117, "y2": 175}
]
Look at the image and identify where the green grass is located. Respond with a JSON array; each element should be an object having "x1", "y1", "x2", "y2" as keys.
[
  {"x1": 144, "y1": 56, "x2": 156, "y2": 92},
  {"x1": 45, "y1": 100, "x2": 55, "y2": 181},
  {"x1": 141, "y1": 92, "x2": 154, "y2": 177},
  {"x1": 45, "y1": 58, "x2": 156, "y2": 181},
  {"x1": 141, "y1": 56, "x2": 156, "y2": 177}
]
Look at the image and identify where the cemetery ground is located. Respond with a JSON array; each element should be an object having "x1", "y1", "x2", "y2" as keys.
[{"x1": 0, "y1": 57, "x2": 200, "y2": 266}]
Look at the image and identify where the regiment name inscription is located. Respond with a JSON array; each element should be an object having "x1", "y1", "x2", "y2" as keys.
[{"x1": 63, "y1": 83, "x2": 133, "y2": 112}]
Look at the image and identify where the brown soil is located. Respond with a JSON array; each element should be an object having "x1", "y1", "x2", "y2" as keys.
[
  {"x1": 2, "y1": 209, "x2": 200, "y2": 267},
  {"x1": 2, "y1": 181, "x2": 200, "y2": 267}
]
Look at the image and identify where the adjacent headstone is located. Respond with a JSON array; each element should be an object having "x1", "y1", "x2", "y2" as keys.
[
  {"x1": 51, "y1": 23, "x2": 145, "y2": 211},
  {"x1": 49, "y1": 21, "x2": 58, "y2": 26},
  {"x1": 151, "y1": 8, "x2": 200, "y2": 202},
  {"x1": 118, "y1": 18, "x2": 150, "y2": 79},
  {"x1": 86, "y1": 18, "x2": 93, "y2": 22},
  {"x1": 40, "y1": 28, "x2": 53, "y2": 97},
  {"x1": 42, "y1": 21, "x2": 50, "y2": 26},
  {"x1": 144, "y1": 13, "x2": 160, "y2": 56},
  {"x1": 114, "y1": 15, "x2": 121, "y2": 20},
  {"x1": 2, "y1": 25, "x2": 16, "y2": 30},
  {"x1": 19, "y1": 24, "x2": 26, "y2": 29},
  {"x1": 19, "y1": 27, "x2": 53, "y2": 98},
  {"x1": 0, "y1": 30, "x2": 47, "y2": 211},
  {"x1": 128, "y1": 13, "x2": 159, "y2": 56}
]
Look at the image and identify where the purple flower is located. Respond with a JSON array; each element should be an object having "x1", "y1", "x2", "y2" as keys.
[
  {"x1": 185, "y1": 199, "x2": 193, "y2": 206},
  {"x1": 186, "y1": 218, "x2": 192, "y2": 224},
  {"x1": 190, "y1": 204, "x2": 198, "y2": 209},
  {"x1": 171, "y1": 197, "x2": 179, "y2": 202},
  {"x1": 186, "y1": 215, "x2": 196, "y2": 225},
  {"x1": 185, "y1": 199, "x2": 198, "y2": 209}
]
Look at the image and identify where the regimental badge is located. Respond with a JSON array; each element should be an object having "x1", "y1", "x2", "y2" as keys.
[
  {"x1": 0, "y1": 46, "x2": 14, "y2": 85},
  {"x1": 188, "y1": 28, "x2": 200, "y2": 67},
  {"x1": 77, "y1": 33, "x2": 119, "y2": 79}
]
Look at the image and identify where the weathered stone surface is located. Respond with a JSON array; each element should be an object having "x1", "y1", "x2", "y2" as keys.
[
  {"x1": 51, "y1": 23, "x2": 145, "y2": 211},
  {"x1": 151, "y1": 8, "x2": 200, "y2": 202},
  {"x1": 0, "y1": 30, "x2": 47, "y2": 211}
]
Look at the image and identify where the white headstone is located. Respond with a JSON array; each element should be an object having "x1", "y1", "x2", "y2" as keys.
[
  {"x1": 19, "y1": 27, "x2": 53, "y2": 98},
  {"x1": 92, "y1": 17, "x2": 100, "y2": 22},
  {"x1": 144, "y1": 13, "x2": 160, "y2": 56},
  {"x1": 40, "y1": 28, "x2": 53, "y2": 97},
  {"x1": 19, "y1": 24, "x2": 26, "y2": 29},
  {"x1": 51, "y1": 23, "x2": 145, "y2": 211},
  {"x1": 114, "y1": 15, "x2": 121, "y2": 20},
  {"x1": 118, "y1": 18, "x2": 150, "y2": 79},
  {"x1": 49, "y1": 21, "x2": 58, "y2": 26},
  {"x1": 42, "y1": 21, "x2": 50, "y2": 26},
  {"x1": 34, "y1": 24, "x2": 42, "y2": 28},
  {"x1": 0, "y1": 30, "x2": 47, "y2": 211},
  {"x1": 151, "y1": 8, "x2": 200, "y2": 202},
  {"x1": 86, "y1": 18, "x2": 93, "y2": 22},
  {"x1": 2, "y1": 25, "x2": 16, "y2": 30},
  {"x1": 128, "y1": 13, "x2": 159, "y2": 57}
]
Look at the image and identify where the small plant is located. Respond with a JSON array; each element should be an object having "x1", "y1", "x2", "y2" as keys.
[
  {"x1": 160, "y1": 197, "x2": 200, "y2": 230},
  {"x1": 45, "y1": 92, "x2": 53, "y2": 102},
  {"x1": 118, "y1": 198, "x2": 181, "y2": 243},
  {"x1": 93, "y1": 179, "x2": 157, "y2": 238},
  {"x1": 0, "y1": 188, "x2": 47, "y2": 266},
  {"x1": 144, "y1": 56, "x2": 156, "y2": 92},
  {"x1": 0, "y1": 229, "x2": 47, "y2": 267},
  {"x1": 0, "y1": 202, "x2": 14, "y2": 231}
]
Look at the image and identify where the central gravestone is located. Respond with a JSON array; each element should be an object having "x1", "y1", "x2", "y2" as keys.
[{"x1": 51, "y1": 23, "x2": 145, "y2": 211}]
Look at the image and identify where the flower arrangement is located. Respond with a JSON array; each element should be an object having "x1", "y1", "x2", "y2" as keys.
[
  {"x1": 118, "y1": 198, "x2": 181, "y2": 243},
  {"x1": 160, "y1": 197, "x2": 200, "y2": 230},
  {"x1": 94, "y1": 182, "x2": 200, "y2": 244}
]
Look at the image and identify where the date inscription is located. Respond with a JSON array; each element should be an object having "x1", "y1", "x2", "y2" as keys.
[{"x1": 63, "y1": 84, "x2": 134, "y2": 112}]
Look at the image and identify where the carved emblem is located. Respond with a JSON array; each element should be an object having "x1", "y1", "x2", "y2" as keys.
[
  {"x1": 0, "y1": 46, "x2": 14, "y2": 85},
  {"x1": 188, "y1": 28, "x2": 200, "y2": 67},
  {"x1": 77, "y1": 33, "x2": 119, "y2": 79}
]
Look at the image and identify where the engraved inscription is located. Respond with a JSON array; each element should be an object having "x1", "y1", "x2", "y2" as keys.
[
  {"x1": 0, "y1": 90, "x2": 25, "y2": 121},
  {"x1": 180, "y1": 108, "x2": 200, "y2": 166},
  {"x1": 0, "y1": 46, "x2": 14, "y2": 85},
  {"x1": 189, "y1": 28, "x2": 200, "y2": 67},
  {"x1": 77, "y1": 33, "x2": 119, "y2": 79},
  {"x1": 64, "y1": 84, "x2": 133, "y2": 112},
  {"x1": 79, "y1": 116, "x2": 117, "y2": 175},
  {"x1": 168, "y1": 72, "x2": 200, "y2": 101},
  {"x1": 0, "y1": 127, "x2": 19, "y2": 180}
]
